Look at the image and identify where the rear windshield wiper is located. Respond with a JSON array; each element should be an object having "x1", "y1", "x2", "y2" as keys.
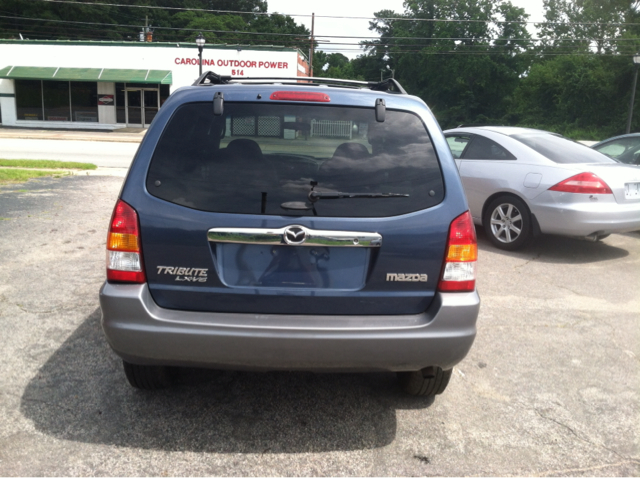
[
  {"x1": 279, "y1": 181, "x2": 410, "y2": 216},
  {"x1": 308, "y1": 191, "x2": 409, "y2": 202},
  {"x1": 280, "y1": 191, "x2": 409, "y2": 216}
]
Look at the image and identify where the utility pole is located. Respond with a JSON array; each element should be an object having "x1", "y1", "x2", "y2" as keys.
[
  {"x1": 309, "y1": 13, "x2": 315, "y2": 78},
  {"x1": 140, "y1": 15, "x2": 149, "y2": 42},
  {"x1": 145, "y1": 15, "x2": 153, "y2": 42},
  {"x1": 627, "y1": 54, "x2": 640, "y2": 134}
]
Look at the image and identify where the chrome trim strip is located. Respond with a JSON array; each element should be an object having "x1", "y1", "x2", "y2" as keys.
[{"x1": 207, "y1": 225, "x2": 382, "y2": 248}]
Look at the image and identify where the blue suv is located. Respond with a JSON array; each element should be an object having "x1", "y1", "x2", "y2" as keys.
[{"x1": 100, "y1": 72, "x2": 480, "y2": 397}]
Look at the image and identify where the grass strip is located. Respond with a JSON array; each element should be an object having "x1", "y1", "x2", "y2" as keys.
[
  {"x1": 0, "y1": 168, "x2": 70, "y2": 184},
  {"x1": 0, "y1": 159, "x2": 97, "y2": 170}
]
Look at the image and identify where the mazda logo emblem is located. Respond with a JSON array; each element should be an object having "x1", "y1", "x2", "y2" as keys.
[{"x1": 283, "y1": 225, "x2": 307, "y2": 245}]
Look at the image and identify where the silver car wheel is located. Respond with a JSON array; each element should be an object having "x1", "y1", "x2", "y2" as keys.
[{"x1": 490, "y1": 203, "x2": 523, "y2": 244}]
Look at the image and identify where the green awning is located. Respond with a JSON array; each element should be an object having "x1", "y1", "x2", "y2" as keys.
[{"x1": 0, "y1": 66, "x2": 172, "y2": 84}]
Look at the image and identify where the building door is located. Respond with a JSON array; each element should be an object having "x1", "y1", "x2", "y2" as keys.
[
  {"x1": 144, "y1": 89, "x2": 159, "y2": 125},
  {"x1": 126, "y1": 89, "x2": 142, "y2": 126},
  {"x1": 125, "y1": 87, "x2": 160, "y2": 127}
]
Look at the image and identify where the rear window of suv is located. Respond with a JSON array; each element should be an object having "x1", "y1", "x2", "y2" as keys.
[{"x1": 146, "y1": 101, "x2": 444, "y2": 217}]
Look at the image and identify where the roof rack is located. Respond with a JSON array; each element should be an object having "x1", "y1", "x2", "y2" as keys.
[{"x1": 192, "y1": 70, "x2": 407, "y2": 94}]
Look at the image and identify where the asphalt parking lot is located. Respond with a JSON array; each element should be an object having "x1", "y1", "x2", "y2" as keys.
[{"x1": 0, "y1": 174, "x2": 638, "y2": 476}]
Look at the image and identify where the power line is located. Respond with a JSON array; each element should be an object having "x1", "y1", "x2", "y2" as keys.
[
  {"x1": 362, "y1": 36, "x2": 640, "y2": 43},
  {"x1": 33, "y1": 0, "x2": 640, "y2": 27},
  {"x1": 1, "y1": 14, "x2": 637, "y2": 45},
  {"x1": 0, "y1": 27, "x2": 623, "y2": 55},
  {"x1": 300, "y1": 48, "x2": 630, "y2": 56},
  {"x1": 0, "y1": 26, "x2": 622, "y2": 56}
]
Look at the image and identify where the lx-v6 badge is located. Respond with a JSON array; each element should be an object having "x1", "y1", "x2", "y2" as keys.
[
  {"x1": 387, "y1": 273, "x2": 428, "y2": 282},
  {"x1": 157, "y1": 266, "x2": 208, "y2": 282}
]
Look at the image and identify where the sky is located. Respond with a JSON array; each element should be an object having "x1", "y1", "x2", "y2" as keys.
[{"x1": 267, "y1": 0, "x2": 545, "y2": 59}]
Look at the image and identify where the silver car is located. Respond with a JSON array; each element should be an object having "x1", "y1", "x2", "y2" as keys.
[{"x1": 444, "y1": 126, "x2": 640, "y2": 250}]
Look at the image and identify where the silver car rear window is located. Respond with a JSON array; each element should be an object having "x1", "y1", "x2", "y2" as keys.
[
  {"x1": 512, "y1": 133, "x2": 617, "y2": 164},
  {"x1": 146, "y1": 102, "x2": 444, "y2": 217}
]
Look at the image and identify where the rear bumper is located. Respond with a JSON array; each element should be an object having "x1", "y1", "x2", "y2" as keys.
[
  {"x1": 99, "y1": 282, "x2": 480, "y2": 372},
  {"x1": 532, "y1": 191, "x2": 640, "y2": 237}
]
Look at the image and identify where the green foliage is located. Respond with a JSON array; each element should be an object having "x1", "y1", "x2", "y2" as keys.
[
  {"x1": 346, "y1": 0, "x2": 639, "y2": 136},
  {"x1": 353, "y1": 0, "x2": 532, "y2": 129},
  {"x1": 0, "y1": 0, "x2": 309, "y2": 49},
  {"x1": 350, "y1": 49, "x2": 388, "y2": 82},
  {"x1": 313, "y1": 52, "x2": 361, "y2": 79},
  {"x1": 0, "y1": 159, "x2": 97, "y2": 184},
  {"x1": 0, "y1": 159, "x2": 97, "y2": 169},
  {"x1": 0, "y1": 0, "x2": 124, "y2": 40},
  {"x1": 537, "y1": 0, "x2": 635, "y2": 54},
  {"x1": 0, "y1": 168, "x2": 70, "y2": 184},
  {"x1": 513, "y1": 55, "x2": 635, "y2": 137},
  {"x1": 511, "y1": 0, "x2": 640, "y2": 137}
]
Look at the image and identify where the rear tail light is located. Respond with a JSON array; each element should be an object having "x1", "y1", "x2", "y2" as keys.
[
  {"x1": 438, "y1": 211, "x2": 477, "y2": 292},
  {"x1": 269, "y1": 91, "x2": 330, "y2": 102},
  {"x1": 549, "y1": 172, "x2": 612, "y2": 194},
  {"x1": 106, "y1": 199, "x2": 146, "y2": 283}
]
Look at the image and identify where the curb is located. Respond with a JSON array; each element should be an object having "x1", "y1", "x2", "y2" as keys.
[
  {"x1": 0, "y1": 129, "x2": 145, "y2": 143},
  {"x1": 72, "y1": 167, "x2": 129, "y2": 177}
]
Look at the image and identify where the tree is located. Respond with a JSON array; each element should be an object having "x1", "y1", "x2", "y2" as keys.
[
  {"x1": 312, "y1": 52, "x2": 359, "y2": 79},
  {"x1": 355, "y1": 0, "x2": 532, "y2": 128},
  {"x1": 536, "y1": 0, "x2": 639, "y2": 54},
  {"x1": 0, "y1": 0, "x2": 309, "y2": 49},
  {"x1": 513, "y1": 54, "x2": 634, "y2": 137},
  {"x1": 0, "y1": 0, "x2": 124, "y2": 40},
  {"x1": 514, "y1": 0, "x2": 640, "y2": 137}
]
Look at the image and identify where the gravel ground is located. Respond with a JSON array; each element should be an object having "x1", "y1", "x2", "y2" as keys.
[{"x1": 0, "y1": 174, "x2": 638, "y2": 476}]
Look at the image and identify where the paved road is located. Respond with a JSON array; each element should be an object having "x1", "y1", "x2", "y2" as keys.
[
  {"x1": 0, "y1": 130, "x2": 600, "y2": 169},
  {"x1": 0, "y1": 138, "x2": 139, "y2": 168},
  {"x1": 0, "y1": 174, "x2": 638, "y2": 476}
]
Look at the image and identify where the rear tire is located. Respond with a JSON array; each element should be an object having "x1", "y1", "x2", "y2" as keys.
[
  {"x1": 483, "y1": 195, "x2": 532, "y2": 250},
  {"x1": 123, "y1": 361, "x2": 171, "y2": 390},
  {"x1": 397, "y1": 367, "x2": 452, "y2": 397}
]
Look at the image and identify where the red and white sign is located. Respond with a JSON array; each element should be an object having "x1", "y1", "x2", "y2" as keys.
[
  {"x1": 174, "y1": 57, "x2": 291, "y2": 76},
  {"x1": 98, "y1": 94, "x2": 114, "y2": 105}
]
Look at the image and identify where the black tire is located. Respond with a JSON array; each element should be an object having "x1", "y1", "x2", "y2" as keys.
[
  {"x1": 397, "y1": 367, "x2": 452, "y2": 397},
  {"x1": 122, "y1": 360, "x2": 171, "y2": 390},
  {"x1": 483, "y1": 195, "x2": 532, "y2": 250}
]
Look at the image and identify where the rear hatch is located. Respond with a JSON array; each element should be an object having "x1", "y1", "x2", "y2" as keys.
[
  {"x1": 134, "y1": 94, "x2": 451, "y2": 315},
  {"x1": 577, "y1": 163, "x2": 640, "y2": 204},
  {"x1": 511, "y1": 132, "x2": 640, "y2": 204}
]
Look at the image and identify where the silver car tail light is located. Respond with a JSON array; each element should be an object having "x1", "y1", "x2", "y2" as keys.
[{"x1": 549, "y1": 172, "x2": 612, "y2": 194}]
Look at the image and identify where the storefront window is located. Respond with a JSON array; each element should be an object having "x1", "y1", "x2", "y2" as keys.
[
  {"x1": 43, "y1": 81, "x2": 70, "y2": 121},
  {"x1": 15, "y1": 80, "x2": 43, "y2": 121},
  {"x1": 12, "y1": 78, "x2": 170, "y2": 126},
  {"x1": 143, "y1": 89, "x2": 158, "y2": 124},
  {"x1": 115, "y1": 82, "x2": 126, "y2": 124},
  {"x1": 160, "y1": 84, "x2": 170, "y2": 106},
  {"x1": 71, "y1": 82, "x2": 98, "y2": 122},
  {"x1": 15, "y1": 80, "x2": 101, "y2": 123}
]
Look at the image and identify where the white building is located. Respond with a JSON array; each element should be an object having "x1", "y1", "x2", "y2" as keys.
[{"x1": 0, "y1": 40, "x2": 309, "y2": 129}]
